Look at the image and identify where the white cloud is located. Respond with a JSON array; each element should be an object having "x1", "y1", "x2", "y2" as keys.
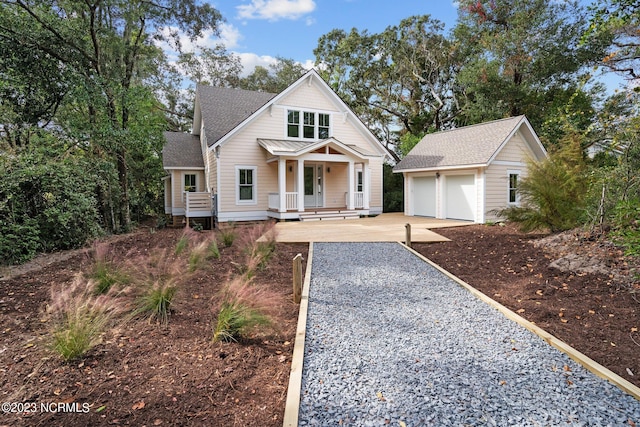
[
  {"x1": 237, "y1": 0, "x2": 316, "y2": 21},
  {"x1": 218, "y1": 23, "x2": 242, "y2": 49},
  {"x1": 236, "y1": 53, "x2": 278, "y2": 76}
]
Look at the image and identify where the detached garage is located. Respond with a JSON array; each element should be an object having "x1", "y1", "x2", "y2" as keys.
[{"x1": 394, "y1": 115, "x2": 547, "y2": 223}]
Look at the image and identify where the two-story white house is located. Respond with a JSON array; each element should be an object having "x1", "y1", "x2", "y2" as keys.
[{"x1": 162, "y1": 69, "x2": 390, "y2": 226}]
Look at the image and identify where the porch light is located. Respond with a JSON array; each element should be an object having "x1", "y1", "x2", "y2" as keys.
[
  {"x1": 327, "y1": 167, "x2": 331, "y2": 173},
  {"x1": 288, "y1": 165, "x2": 293, "y2": 172}
]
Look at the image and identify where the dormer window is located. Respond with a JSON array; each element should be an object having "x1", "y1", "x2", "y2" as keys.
[{"x1": 287, "y1": 110, "x2": 330, "y2": 139}]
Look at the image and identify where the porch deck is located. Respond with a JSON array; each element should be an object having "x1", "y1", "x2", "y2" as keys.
[{"x1": 270, "y1": 212, "x2": 471, "y2": 243}]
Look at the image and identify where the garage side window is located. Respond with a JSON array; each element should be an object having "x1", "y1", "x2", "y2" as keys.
[
  {"x1": 236, "y1": 166, "x2": 257, "y2": 205},
  {"x1": 508, "y1": 171, "x2": 521, "y2": 205}
]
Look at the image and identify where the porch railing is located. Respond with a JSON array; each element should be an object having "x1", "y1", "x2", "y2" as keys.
[
  {"x1": 183, "y1": 192, "x2": 213, "y2": 217},
  {"x1": 269, "y1": 192, "x2": 298, "y2": 211},
  {"x1": 346, "y1": 192, "x2": 365, "y2": 209}
]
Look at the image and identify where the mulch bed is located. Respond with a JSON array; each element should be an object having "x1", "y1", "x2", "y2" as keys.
[
  {"x1": 413, "y1": 223, "x2": 640, "y2": 390},
  {"x1": 0, "y1": 226, "x2": 307, "y2": 427},
  {"x1": 1, "y1": 222, "x2": 638, "y2": 427}
]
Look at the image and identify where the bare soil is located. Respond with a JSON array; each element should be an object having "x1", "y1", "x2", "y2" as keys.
[{"x1": 1, "y1": 222, "x2": 638, "y2": 427}]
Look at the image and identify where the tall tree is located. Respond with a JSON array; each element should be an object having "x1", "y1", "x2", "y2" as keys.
[
  {"x1": 0, "y1": 0, "x2": 224, "y2": 231},
  {"x1": 239, "y1": 57, "x2": 307, "y2": 93},
  {"x1": 453, "y1": 0, "x2": 607, "y2": 137},
  {"x1": 583, "y1": 0, "x2": 640, "y2": 81},
  {"x1": 314, "y1": 16, "x2": 460, "y2": 150}
]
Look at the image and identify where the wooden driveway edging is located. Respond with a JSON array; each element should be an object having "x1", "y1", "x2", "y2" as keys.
[
  {"x1": 283, "y1": 242, "x2": 314, "y2": 427},
  {"x1": 401, "y1": 242, "x2": 640, "y2": 402}
]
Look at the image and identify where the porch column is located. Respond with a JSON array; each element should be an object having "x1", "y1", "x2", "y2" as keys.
[
  {"x1": 347, "y1": 160, "x2": 354, "y2": 210},
  {"x1": 278, "y1": 158, "x2": 286, "y2": 213},
  {"x1": 363, "y1": 162, "x2": 370, "y2": 209},
  {"x1": 297, "y1": 159, "x2": 305, "y2": 212}
]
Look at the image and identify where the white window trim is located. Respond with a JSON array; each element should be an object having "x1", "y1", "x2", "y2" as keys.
[
  {"x1": 183, "y1": 173, "x2": 197, "y2": 193},
  {"x1": 235, "y1": 165, "x2": 257, "y2": 205},
  {"x1": 284, "y1": 108, "x2": 332, "y2": 141},
  {"x1": 507, "y1": 169, "x2": 521, "y2": 206}
]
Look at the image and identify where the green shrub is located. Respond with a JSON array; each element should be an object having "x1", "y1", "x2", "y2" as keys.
[
  {"x1": 175, "y1": 236, "x2": 189, "y2": 255},
  {"x1": 47, "y1": 278, "x2": 121, "y2": 361},
  {"x1": 135, "y1": 282, "x2": 177, "y2": 326},
  {"x1": 0, "y1": 220, "x2": 41, "y2": 265},
  {"x1": 212, "y1": 277, "x2": 279, "y2": 343},
  {"x1": 498, "y1": 137, "x2": 588, "y2": 232},
  {"x1": 89, "y1": 243, "x2": 130, "y2": 294},
  {"x1": 212, "y1": 301, "x2": 270, "y2": 343},
  {"x1": 220, "y1": 230, "x2": 236, "y2": 247}
]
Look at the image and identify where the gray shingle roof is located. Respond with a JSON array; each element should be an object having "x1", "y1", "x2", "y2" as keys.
[
  {"x1": 162, "y1": 132, "x2": 204, "y2": 168},
  {"x1": 394, "y1": 116, "x2": 527, "y2": 171},
  {"x1": 198, "y1": 85, "x2": 277, "y2": 147}
]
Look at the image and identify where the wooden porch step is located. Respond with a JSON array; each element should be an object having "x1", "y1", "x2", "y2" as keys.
[{"x1": 299, "y1": 210, "x2": 360, "y2": 221}]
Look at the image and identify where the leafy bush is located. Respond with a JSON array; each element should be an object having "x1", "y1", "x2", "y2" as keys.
[
  {"x1": 47, "y1": 278, "x2": 122, "y2": 361},
  {"x1": 0, "y1": 143, "x2": 101, "y2": 264},
  {"x1": 498, "y1": 136, "x2": 588, "y2": 232},
  {"x1": 0, "y1": 219, "x2": 41, "y2": 265}
]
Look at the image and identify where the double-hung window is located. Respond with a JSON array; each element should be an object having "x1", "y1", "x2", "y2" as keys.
[
  {"x1": 287, "y1": 111, "x2": 300, "y2": 138},
  {"x1": 184, "y1": 174, "x2": 196, "y2": 192},
  {"x1": 236, "y1": 166, "x2": 257, "y2": 204},
  {"x1": 508, "y1": 171, "x2": 520, "y2": 205},
  {"x1": 287, "y1": 109, "x2": 330, "y2": 139},
  {"x1": 319, "y1": 113, "x2": 330, "y2": 139}
]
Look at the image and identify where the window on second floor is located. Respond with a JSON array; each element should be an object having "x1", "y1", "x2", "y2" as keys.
[{"x1": 287, "y1": 110, "x2": 330, "y2": 140}]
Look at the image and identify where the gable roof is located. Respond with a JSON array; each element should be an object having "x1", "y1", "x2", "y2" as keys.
[
  {"x1": 393, "y1": 115, "x2": 546, "y2": 172},
  {"x1": 257, "y1": 137, "x2": 376, "y2": 159},
  {"x1": 162, "y1": 132, "x2": 204, "y2": 169},
  {"x1": 195, "y1": 85, "x2": 277, "y2": 147},
  {"x1": 209, "y1": 69, "x2": 390, "y2": 159}
]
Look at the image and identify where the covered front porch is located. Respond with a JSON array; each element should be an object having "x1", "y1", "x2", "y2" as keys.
[{"x1": 259, "y1": 137, "x2": 373, "y2": 220}]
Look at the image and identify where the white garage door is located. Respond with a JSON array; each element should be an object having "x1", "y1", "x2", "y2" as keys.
[
  {"x1": 445, "y1": 175, "x2": 476, "y2": 221},
  {"x1": 413, "y1": 176, "x2": 436, "y2": 217}
]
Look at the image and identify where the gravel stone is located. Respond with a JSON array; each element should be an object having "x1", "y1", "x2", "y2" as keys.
[{"x1": 298, "y1": 242, "x2": 640, "y2": 426}]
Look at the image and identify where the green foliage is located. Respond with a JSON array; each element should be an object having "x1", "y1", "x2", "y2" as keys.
[
  {"x1": 175, "y1": 236, "x2": 189, "y2": 255},
  {"x1": 212, "y1": 277, "x2": 276, "y2": 343},
  {"x1": 47, "y1": 279, "x2": 121, "y2": 361},
  {"x1": 453, "y1": 0, "x2": 606, "y2": 131},
  {"x1": 238, "y1": 57, "x2": 307, "y2": 93},
  {"x1": 0, "y1": 142, "x2": 102, "y2": 265},
  {"x1": 498, "y1": 136, "x2": 589, "y2": 232},
  {"x1": 383, "y1": 163, "x2": 404, "y2": 213},
  {"x1": 220, "y1": 226, "x2": 236, "y2": 247},
  {"x1": 212, "y1": 301, "x2": 270, "y2": 343},
  {"x1": 315, "y1": 15, "x2": 459, "y2": 145},
  {"x1": 135, "y1": 282, "x2": 177, "y2": 326},
  {"x1": 91, "y1": 262, "x2": 130, "y2": 295},
  {"x1": 397, "y1": 132, "x2": 425, "y2": 157},
  {"x1": 0, "y1": 219, "x2": 40, "y2": 265},
  {"x1": 582, "y1": 0, "x2": 639, "y2": 81}
]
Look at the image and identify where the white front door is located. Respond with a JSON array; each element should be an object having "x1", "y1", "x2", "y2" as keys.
[{"x1": 304, "y1": 164, "x2": 323, "y2": 208}]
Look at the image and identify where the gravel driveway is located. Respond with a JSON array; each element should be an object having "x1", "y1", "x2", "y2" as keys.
[{"x1": 298, "y1": 242, "x2": 640, "y2": 426}]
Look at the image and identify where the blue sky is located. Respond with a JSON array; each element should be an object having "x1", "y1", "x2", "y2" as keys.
[
  {"x1": 172, "y1": 0, "x2": 624, "y2": 92},
  {"x1": 208, "y1": 0, "x2": 459, "y2": 72}
]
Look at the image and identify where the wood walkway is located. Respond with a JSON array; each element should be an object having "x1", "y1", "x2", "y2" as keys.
[{"x1": 273, "y1": 212, "x2": 471, "y2": 243}]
